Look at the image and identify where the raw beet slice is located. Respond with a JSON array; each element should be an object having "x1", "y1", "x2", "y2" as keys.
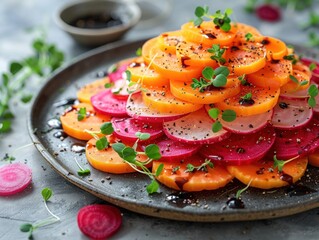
[
  {"x1": 163, "y1": 108, "x2": 230, "y2": 144},
  {"x1": 271, "y1": 118, "x2": 319, "y2": 160},
  {"x1": 91, "y1": 90, "x2": 128, "y2": 117},
  {"x1": 108, "y1": 63, "x2": 129, "y2": 82},
  {"x1": 126, "y1": 93, "x2": 186, "y2": 122},
  {"x1": 77, "y1": 204, "x2": 122, "y2": 239},
  {"x1": 141, "y1": 137, "x2": 201, "y2": 161},
  {"x1": 0, "y1": 163, "x2": 32, "y2": 196},
  {"x1": 271, "y1": 98, "x2": 313, "y2": 129},
  {"x1": 301, "y1": 58, "x2": 319, "y2": 83},
  {"x1": 200, "y1": 125, "x2": 276, "y2": 165},
  {"x1": 256, "y1": 4, "x2": 281, "y2": 22},
  {"x1": 111, "y1": 117, "x2": 164, "y2": 142}
]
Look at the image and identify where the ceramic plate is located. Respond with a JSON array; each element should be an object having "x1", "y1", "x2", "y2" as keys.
[{"x1": 28, "y1": 39, "x2": 319, "y2": 222}]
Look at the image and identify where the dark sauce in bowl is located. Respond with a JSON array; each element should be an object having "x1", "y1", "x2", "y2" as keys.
[{"x1": 70, "y1": 13, "x2": 123, "y2": 29}]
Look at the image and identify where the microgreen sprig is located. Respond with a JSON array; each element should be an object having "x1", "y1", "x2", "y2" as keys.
[
  {"x1": 273, "y1": 155, "x2": 299, "y2": 172},
  {"x1": 245, "y1": 32, "x2": 254, "y2": 42},
  {"x1": 208, "y1": 44, "x2": 226, "y2": 65},
  {"x1": 112, "y1": 133, "x2": 162, "y2": 194},
  {"x1": 20, "y1": 188, "x2": 60, "y2": 239},
  {"x1": 308, "y1": 84, "x2": 319, "y2": 108},
  {"x1": 208, "y1": 107, "x2": 237, "y2": 132},
  {"x1": 194, "y1": 6, "x2": 233, "y2": 32},
  {"x1": 0, "y1": 36, "x2": 64, "y2": 134},
  {"x1": 238, "y1": 74, "x2": 248, "y2": 85},
  {"x1": 75, "y1": 158, "x2": 91, "y2": 176},
  {"x1": 236, "y1": 179, "x2": 253, "y2": 199},
  {"x1": 185, "y1": 159, "x2": 214, "y2": 173},
  {"x1": 191, "y1": 66, "x2": 229, "y2": 92},
  {"x1": 283, "y1": 54, "x2": 299, "y2": 65},
  {"x1": 77, "y1": 107, "x2": 87, "y2": 121},
  {"x1": 85, "y1": 122, "x2": 114, "y2": 150},
  {"x1": 241, "y1": 92, "x2": 252, "y2": 101},
  {"x1": 289, "y1": 74, "x2": 309, "y2": 90}
]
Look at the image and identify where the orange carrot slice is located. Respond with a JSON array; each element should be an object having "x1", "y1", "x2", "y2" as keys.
[
  {"x1": 293, "y1": 61, "x2": 312, "y2": 78},
  {"x1": 225, "y1": 42, "x2": 267, "y2": 75},
  {"x1": 280, "y1": 69, "x2": 310, "y2": 94},
  {"x1": 170, "y1": 75, "x2": 241, "y2": 104},
  {"x1": 215, "y1": 84, "x2": 280, "y2": 116},
  {"x1": 227, "y1": 157, "x2": 308, "y2": 189},
  {"x1": 60, "y1": 103, "x2": 111, "y2": 140},
  {"x1": 247, "y1": 59, "x2": 293, "y2": 89},
  {"x1": 153, "y1": 155, "x2": 233, "y2": 191},
  {"x1": 77, "y1": 77, "x2": 110, "y2": 103},
  {"x1": 86, "y1": 138, "x2": 149, "y2": 174},
  {"x1": 157, "y1": 31, "x2": 183, "y2": 54},
  {"x1": 231, "y1": 23, "x2": 263, "y2": 44},
  {"x1": 142, "y1": 37, "x2": 158, "y2": 64},
  {"x1": 259, "y1": 36, "x2": 288, "y2": 60},
  {"x1": 181, "y1": 21, "x2": 237, "y2": 47},
  {"x1": 142, "y1": 87, "x2": 203, "y2": 114},
  {"x1": 127, "y1": 57, "x2": 169, "y2": 87}
]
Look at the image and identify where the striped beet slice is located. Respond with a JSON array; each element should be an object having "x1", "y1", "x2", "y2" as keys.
[
  {"x1": 111, "y1": 117, "x2": 164, "y2": 142},
  {"x1": 91, "y1": 90, "x2": 128, "y2": 117},
  {"x1": 200, "y1": 125, "x2": 276, "y2": 165}
]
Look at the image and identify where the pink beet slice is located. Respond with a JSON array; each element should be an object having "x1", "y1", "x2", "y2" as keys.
[
  {"x1": 141, "y1": 137, "x2": 201, "y2": 161},
  {"x1": 108, "y1": 63, "x2": 129, "y2": 82},
  {"x1": 111, "y1": 117, "x2": 164, "y2": 142},
  {"x1": 200, "y1": 125, "x2": 276, "y2": 165},
  {"x1": 0, "y1": 163, "x2": 32, "y2": 196},
  {"x1": 256, "y1": 4, "x2": 281, "y2": 22},
  {"x1": 301, "y1": 58, "x2": 319, "y2": 83},
  {"x1": 77, "y1": 204, "x2": 122, "y2": 239},
  {"x1": 271, "y1": 118, "x2": 319, "y2": 160},
  {"x1": 91, "y1": 90, "x2": 128, "y2": 117}
]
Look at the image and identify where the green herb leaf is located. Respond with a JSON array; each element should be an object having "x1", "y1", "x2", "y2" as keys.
[
  {"x1": 208, "y1": 44, "x2": 226, "y2": 65},
  {"x1": 213, "y1": 74, "x2": 227, "y2": 87},
  {"x1": 289, "y1": 75, "x2": 299, "y2": 84},
  {"x1": 112, "y1": 143, "x2": 126, "y2": 157},
  {"x1": 245, "y1": 32, "x2": 254, "y2": 41},
  {"x1": 41, "y1": 188, "x2": 53, "y2": 202},
  {"x1": 145, "y1": 144, "x2": 161, "y2": 160},
  {"x1": 155, "y1": 163, "x2": 164, "y2": 177},
  {"x1": 222, "y1": 109, "x2": 236, "y2": 122},
  {"x1": 202, "y1": 66, "x2": 214, "y2": 80},
  {"x1": 309, "y1": 63, "x2": 317, "y2": 71},
  {"x1": 212, "y1": 120, "x2": 223, "y2": 133},
  {"x1": 308, "y1": 84, "x2": 319, "y2": 97},
  {"x1": 136, "y1": 47, "x2": 142, "y2": 56},
  {"x1": 146, "y1": 179, "x2": 159, "y2": 194},
  {"x1": 185, "y1": 159, "x2": 213, "y2": 173},
  {"x1": 96, "y1": 136, "x2": 109, "y2": 150},
  {"x1": 104, "y1": 83, "x2": 113, "y2": 88},
  {"x1": 20, "y1": 223, "x2": 33, "y2": 232},
  {"x1": 77, "y1": 107, "x2": 86, "y2": 121},
  {"x1": 235, "y1": 179, "x2": 252, "y2": 199},
  {"x1": 0, "y1": 120, "x2": 11, "y2": 133},
  {"x1": 308, "y1": 96, "x2": 316, "y2": 108},
  {"x1": 100, "y1": 122, "x2": 114, "y2": 135},
  {"x1": 172, "y1": 166, "x2": 180, "y2": 174},
  {"x1": 238, "y1": 74, "x2": 247, "y2": 85},
  {"x1": 195, "y1": 6, "x2": 206, "y2": 17},
  {"x1": 214, "y1": 66, "x2": 229, "y2": 76},
  {"x1": 208, "y1": 108, "x2": 219, "y2": 119},
  {"x1": 122, "y1": 147, "x2": 137, "y2": 163},
  {"x1": 78, "y1": 169, "x2": 91, "y2": 176},
  {"x1": 273, "y1": 155, "x2": 285, "y2": 172},
  {"x1": 108, "y1": 64, "x2": 118, "y2": 73},
  {"x1": 10, "y1": 62, "x2": 23, "y2": 75},
  {"x1": 135, "y1": 132, "x2": 151, "y2": 140},
  {"x1": 186, "y1": 163, "x2": 195, "y2": 172},
  {"x1": 21, "y1": 94, "x2": 33, "y2": 103},
  {"x1": 241, "y1": 92, "x2": 252, "y2": 100},
  {"x1": 125, "y1": 70, "x2": 132, "y2": 81}
]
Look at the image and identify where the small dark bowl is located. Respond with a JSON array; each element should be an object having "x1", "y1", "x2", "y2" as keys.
[{"x1": 55, "y1": 0, "x2": 141, "y2": 47}]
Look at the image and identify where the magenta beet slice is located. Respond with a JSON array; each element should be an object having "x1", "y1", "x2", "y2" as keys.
[
  {"x1": 77, "y1": 204, "x2": 122, "y2": 239},
  {"x1": 256, "y1": 4, "x2": 281, "y2": 22},
  {"x1": 163, "y1": 108, "x2": 230, "y2": 144},
  {"x1": 272, "y1": 98, "x2": 313, "y2": 129},
  {"x1": 141, "y1": 137, "x2": 200, "y2": 161},
  {"x1": 91, "y1": 90, "x2": 128, "y2": 117},
  {"x1": 108, "y1": 63, "x2": 129, "y2": 82},
  {"x1": 200, "y1": 125, "x2": 276, "y2": 165},
  {"x1": 271, "y1": 118, "x2": 319, "y2": 160},
  {"x1": 126, "y1": 93, "x2": 186, "y2": 123},
  {"x1": 111, "y1": 117, "x2": 164, "y2": 142},
  {"x1": 0, "y1": 163, "x2": 32, "y2": 196},
  {"x1": 301, "y1": 58, "x2": 319, "y2": 83}
]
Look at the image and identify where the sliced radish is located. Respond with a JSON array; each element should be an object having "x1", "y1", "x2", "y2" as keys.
[
  {"x1": 271, "y1": 118, "x2": 319, "y2": 160},
  {"x1": 256, "y1": 4, "x2": 281, "y2": 22},
  {"x1": 77, "y1": 204, "x2": 122, "y2": 239},
  {"x1": 0, "y1": 163, "x2": 32, "y2": 196},
  {"x1": 126, "y1": 93, "x2": 186, "y2": 123},
  {"x1": 141, "y1": 137, "x2": 200, "y2": 161},
  {"x1": 301, "y1": 58, "x2": 319, "y2": 83},
  {"x1": 204, "y1": 105, "x2": 273, "y2": 134},
  {"x1": 163, "y1": 108, "x2": 230, "y2": 144},
  {"x1": 108, "y1": 63, "x2": 129, "y2": 82},
  {"x1": 91, "y1": 90, "x2": 128, "y2": 117},
  {"x1": 111, "y1": 117, "x2": 164, "y2": 142},
  {"x1": 271, "y1": 98, "x2": 313, "y2": 129},
  {"x1": 200, "y1": 125, "x2": 275, "y2": 165},
  {"x1": 313, "y1": 93, "x2": 319, "y2": 115},
  {"x1": 111, "y1": 79, "x2": 131, "y2": 99}
]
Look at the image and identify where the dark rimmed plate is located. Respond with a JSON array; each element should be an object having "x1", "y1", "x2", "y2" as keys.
[{"x1": 28, "y1": 39, "x2": 319, "y2": 222}]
